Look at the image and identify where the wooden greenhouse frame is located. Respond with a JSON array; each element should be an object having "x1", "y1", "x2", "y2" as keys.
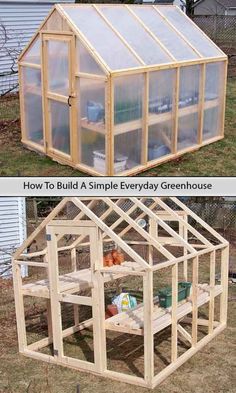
[
  {"x1": 13, "y1": 197, "x2": 229, "y2": 388},
  {"x1": 18, "y1": 4, "x2": 228, "y2": 176}
]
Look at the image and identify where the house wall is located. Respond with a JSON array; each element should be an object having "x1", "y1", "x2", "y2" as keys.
[
  {"x1": 194, "y1": 0, "x2": 226, "y2": 15},
  {"x1": 0, "y1": 197, "x2": 27, "y2": 277},
  {"x1": 0, "y1": 0, "x2": 74, "y2": 96}
]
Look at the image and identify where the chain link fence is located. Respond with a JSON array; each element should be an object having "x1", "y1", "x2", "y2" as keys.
[
  {"x1": 26, "y1": 197, "x2": 236, "y2": 240},
  {"x1": 192, "y1": 15, "x2": 236, "y2": 77}
]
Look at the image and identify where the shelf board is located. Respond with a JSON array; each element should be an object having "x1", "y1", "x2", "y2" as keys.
[
  {"x1": 81, "y1": 118, "x2": 106, "y2": 135},
  {"x1": 113, "y1": 99, "x2": 219, "y2": 136}
]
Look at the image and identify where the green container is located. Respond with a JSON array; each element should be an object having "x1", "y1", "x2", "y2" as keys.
[{"x1": 158, "y1": 282, "x2": 192, "y2": 308}]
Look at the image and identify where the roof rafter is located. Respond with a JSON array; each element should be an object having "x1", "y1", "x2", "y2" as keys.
[{"x1": 71, "y1": 197, "x2": 151, "y2": 270}]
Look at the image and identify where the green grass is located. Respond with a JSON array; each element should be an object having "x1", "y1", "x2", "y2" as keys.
[{"x1": 0, "y1": 78, "x2": 235, "y2": 176}]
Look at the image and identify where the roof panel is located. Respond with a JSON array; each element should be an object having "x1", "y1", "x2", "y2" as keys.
[
  {"x1": 99, "y1": 5, "x2": 172, "y2": 66},
  {"x1": 61, "y1": 5, "x2": 140, "y2": 70},
  {"x1": 158, "y1": 6, "x2": 224, "y2": 58},
  {"x1": 132, "y1": 6, "x2": 200, "y2": 61}
]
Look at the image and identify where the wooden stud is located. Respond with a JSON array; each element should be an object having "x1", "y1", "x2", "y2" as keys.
[
  {"x1": 12, "y1": 260, "x2": 27, "y2": 351},
  {"x1": 171, "y1": 263, "x2": 178, "y2": 362},
  {"x1": 220, "y1": 246, "x2": 229, "y2": 325},
  {"x1": 143, "y1": 271, "x2": 154, "y2": 387},
  {"x1": 192, "y1": 257, "x2": 199, "y2": 346},
  {"x1": 209, "y1": 250, "x2": 216, "y2": 334}
]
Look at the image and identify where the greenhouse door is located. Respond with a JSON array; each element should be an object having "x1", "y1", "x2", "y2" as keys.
[{"x1": 42, "y1": 34, "x2": 75, "y2": 162}]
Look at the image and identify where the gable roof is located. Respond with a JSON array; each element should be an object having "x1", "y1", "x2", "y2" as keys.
[
  {"x1": 14, "y1": 197, "x2": 228, "y2": 272},
  {"x1": 19, "y1": 4, "x2": 226, "y2": 74}
]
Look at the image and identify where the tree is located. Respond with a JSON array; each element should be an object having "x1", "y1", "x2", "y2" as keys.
[{"x1": 0, "y1": 21, "x2": 23, "y2": 96}]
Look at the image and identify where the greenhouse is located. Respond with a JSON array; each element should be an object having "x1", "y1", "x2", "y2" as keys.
[{"x1": 18, "y1": 4, "x2": 228, "y2": 176}]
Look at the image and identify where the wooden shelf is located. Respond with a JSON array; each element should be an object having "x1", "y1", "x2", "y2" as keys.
[
  {"x1": 81, "y1": 118, "x2": 106, "y2": 135},
  {"x1": 22, "y1": 261, "x2": 141, "y2": 298},
  {"x1": 113, "y1": 99, "x2": 219, "y2": 136},
  {"x1": 105, "y1": 283, "x2": 222, "y2": 336}
]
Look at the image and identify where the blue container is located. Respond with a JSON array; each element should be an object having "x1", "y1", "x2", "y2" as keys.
[
  {"x1": 148, "y1": 144, "x2": 170, "y2": 161},
  {"x1": 87, "y1": 101, "x2": 104, "y2": 123}
]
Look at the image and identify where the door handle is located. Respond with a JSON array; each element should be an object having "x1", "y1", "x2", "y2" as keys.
[{"x1": 68, "y1": 95, "x2": 72, "y2": 107}]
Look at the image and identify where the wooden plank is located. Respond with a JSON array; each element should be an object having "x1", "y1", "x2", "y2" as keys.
[
  {"x1": 132, "y1": 197, "x2": 196, "y2": 252},
  {"x1": 171, "y1": 263, "x2": 178, "y2": 362},
  {"x1": 220, "y1": 60, "x2": 228, "y2": 137},
  {"x1": 177, "y1": 323, "x2": 192, "y2": 344},
  {"x1": 153, "y1": 197, "x2": 212, "y2": 247},
  {"x1": 171, "y1": 197, "x2": 229, "y2": 245},
  {"x1": 152, "y1": 324, "x2": 226, "y2": 388},
  {"x1": 12, "y1": 260, "x2": 27, "y2": 351},
  {"x1": 58, "y1": 293, "x2": 92, "y2": 306},
  {"x1": 104, "y1": 198, "x2": 175, "y2": 260},
  {"x1": 143, "y1": 271, "x2": 154, "y2": 387},
  {"x1": 192, "y1": 256, "x2": 199, "y2": 346},
  {"x1": 209, "y1": 250, "x2": 216, "y2": 334},
  {"x1": 90, "y1": 228, "x2": 107, "y2": 373},
  {"x1": 71, "y1": 198, "x2": 150, "y2": 270},
  {"x1": 46, "y1": 228, "x2": 63, "y2": 360},
  {"x1": 220, "y1": 246, "x2": 229, "y2": 325}
]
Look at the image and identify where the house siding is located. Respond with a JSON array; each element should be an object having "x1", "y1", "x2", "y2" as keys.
[
  {"x1": 0, "y1": 197, "x2": 27, "y2": 277},
  {"x1": 194, "y1": 0, "x2": 227, "y2": 15}
]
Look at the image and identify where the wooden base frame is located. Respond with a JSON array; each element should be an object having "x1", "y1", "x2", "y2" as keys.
[
  {"x1": 12, "y1": 197, "x2": 229, "y2": 388},
  {"x1": 18, "y1": 4, "x2": 228, "y2": 176}
]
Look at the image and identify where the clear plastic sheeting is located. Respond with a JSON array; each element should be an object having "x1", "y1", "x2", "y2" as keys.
[
  {"x1": 148, "y1": 122, "x2": 172, "y2": 161},
  {"x1": 114, "y1": 129, "x2": 142, "y2": 173},
  {"x1": 133, "y1": 6, "x2": 199, "y2": 61},
  {"x1": 177, "y1": 65, "x2": 200, "y2": 151},
  {"x1": 62, "y1": 6, "x2": 140, "y2": 70},
  {"x1": 23, "y1": 36, "x2": 41, "y2": 65},
  {"x1": 100, "y1": 6, "x2": 171, "y2": 65},
  {"x1": 114, "y1": 74, "x2": 144, "y2": 125},
  {"x1": 203, "y1": 62, "x2": 224, "y2": 140},
  {"x1": 47, "y1": 40, "x2": 69, "y2": 96},
  {"x1": 78, "y1": 78, "x2": 106, "y2": 173},
  {"x1": 179, "y1": 65, "x2": 200, "y2": 110},
  {"x1": 50, "y1": 100, "x2": 70, "y2": 155},
  {"x1": 149, "y1": 69, "x2": 175, "y2": 119},
  {"x1": 178, "y1": 113, "x2": 198, "y2": 151},
  {"x1": 22, "y1": 67, "x2": 43, "y2": 145},
  {"x1": 159, "y1": 6, "x2": 223, "y2": 58},
  {"x1": 76, "y1": 39, "x2": 104, "y2": 75}
]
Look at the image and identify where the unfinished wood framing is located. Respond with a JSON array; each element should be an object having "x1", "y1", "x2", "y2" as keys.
[
  {"x1": 18, "y1": 4, "x2": 228, "y2": 176},
  {"x1": 12, "y1": 197, "x2": 229, "y2": 388}
]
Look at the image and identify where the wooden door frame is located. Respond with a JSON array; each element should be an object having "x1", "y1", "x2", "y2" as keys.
[{"x1": 42, "y1": 32, "x2": 76, "y2": 163}]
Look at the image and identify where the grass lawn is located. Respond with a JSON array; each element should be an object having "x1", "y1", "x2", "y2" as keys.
[
  {"x1": 0, "y1": 78, "x2": 235, "y2": 177},
  {"x1": 0, "y1": 241, "x2": 235, "y2": 393}
]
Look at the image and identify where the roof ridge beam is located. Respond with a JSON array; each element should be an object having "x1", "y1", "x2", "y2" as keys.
[
  {"x1": 131, "y1": 198, "x2": 195, "y2": 253},
  {"x1": 125, "y1": 4, "x2": 176, "y2": 62},
  {"x1": 170, "y1": 197, "x2": 228, "y2": 245},
  {"x1": 152, "y1": 197, "x2": 212, "y2": 247},
  {"x1": 153, "y1": 6, "x2": 203, "y2": 59},
  {"x1": 71, "y1": 198, "x2": 150, "y2": 270},
  {"x1": 93, "y1": 4, "x2": 145, "y2": 66},
  {"x1": 56, "y1": 4, "x2": 111, "y2": 75},
  {"x1": 104, "y1": 198, "x2": 175, "y2": 261}
]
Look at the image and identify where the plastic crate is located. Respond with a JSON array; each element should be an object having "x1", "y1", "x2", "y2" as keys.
[{"x1": 158, "y1": 282, "x2": 192, "y2": 308}]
